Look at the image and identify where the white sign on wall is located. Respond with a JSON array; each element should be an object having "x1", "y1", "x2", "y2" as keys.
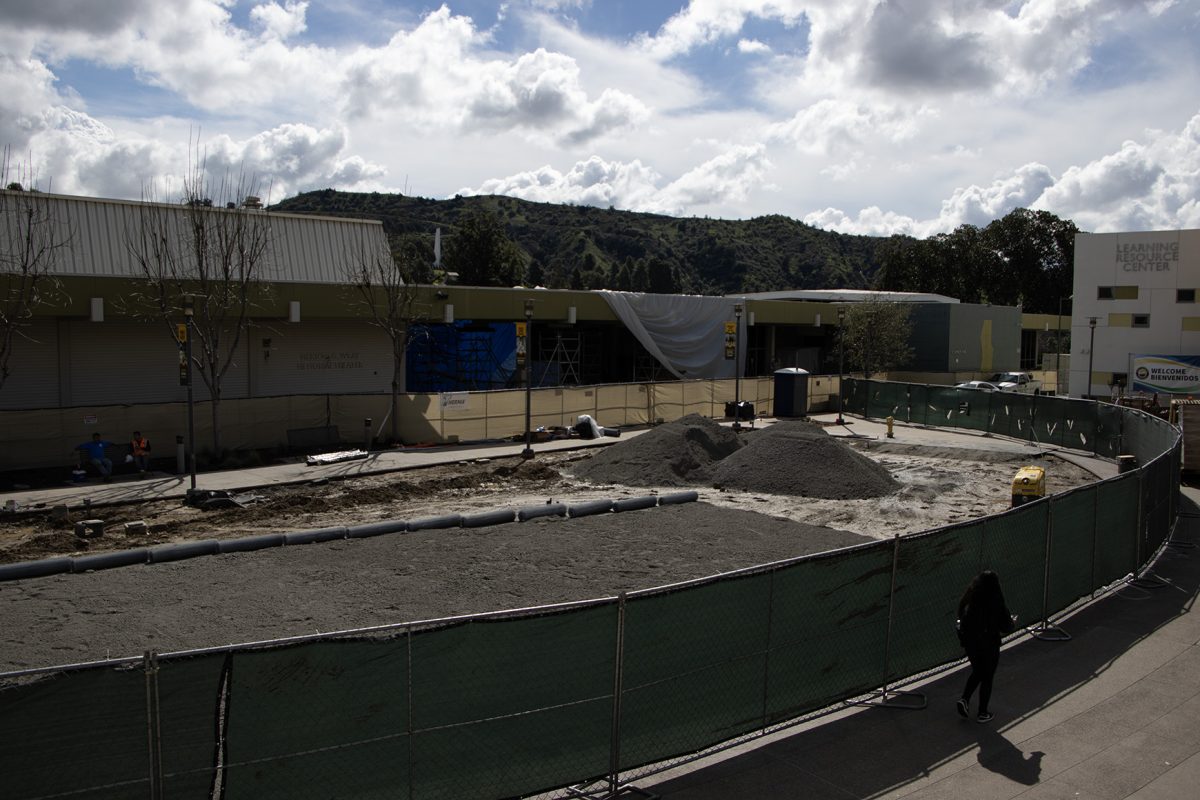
[
  {"x1": 1131, "y1": 354, "x2": 1200, "y2": 394},
  {"x1": 439, "y1": 392, "x2": 470, "y2": 411}
]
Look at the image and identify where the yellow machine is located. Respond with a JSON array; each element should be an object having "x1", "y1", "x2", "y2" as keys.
[{"x1": 1011, "y1": 466, "x2": 1046, "y2": 507}]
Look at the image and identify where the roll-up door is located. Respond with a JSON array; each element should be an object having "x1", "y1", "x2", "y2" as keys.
[
  {"x1": 65, "y1": 320, "x2": 249, "y2": 405},
  {"x1": 0, "y1": 319, "x2": 60, "y2": 410}
]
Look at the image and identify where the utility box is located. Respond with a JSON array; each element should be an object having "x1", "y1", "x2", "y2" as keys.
[
  {"x1": 1011, "y1": 466, "x2": 1046, "y2": 507},
  {"x1": 773, "y1": 368, "x2": 810, "y2": 418}
]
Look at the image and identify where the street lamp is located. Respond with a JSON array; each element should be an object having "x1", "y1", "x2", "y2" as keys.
[
  {"x1": 522, "y1": 299, "x2": 535, "y2": 459},
  {"x1": 733, "y1": 302, "x2": 743, "y2": 426},
  {"x1": 836, "y1": 306, "x2": 846, "y2": 425},
  {"x1": 1087, "y1": 316, "x2": 1097, "y2": 400},
  {"x1": 183, "y1": 296, "x2": 197, "y2": 489}
]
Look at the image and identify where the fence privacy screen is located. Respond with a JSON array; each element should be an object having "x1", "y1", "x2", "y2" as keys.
[{"x1": 0, "y1": 380, "x2": 1182, "y2": 799}]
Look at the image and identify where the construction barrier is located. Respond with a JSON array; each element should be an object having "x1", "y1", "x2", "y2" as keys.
[
  {"x1": 0, "y1": 375, "x2": 820, "y2": 472},
  {"x1": 0, "y1": 381, "x2": 1181, "y2": 800}
]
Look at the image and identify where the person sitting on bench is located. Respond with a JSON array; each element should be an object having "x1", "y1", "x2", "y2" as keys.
[{"x1": 76, "y1": 433, "x2": 115, "y2": 482}]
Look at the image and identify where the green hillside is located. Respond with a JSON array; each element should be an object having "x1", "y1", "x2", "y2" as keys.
[{"x1": 271, "y1": 190, "x2": 888, "y2": 295}]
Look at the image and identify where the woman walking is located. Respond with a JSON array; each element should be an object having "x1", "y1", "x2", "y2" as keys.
[{"x1": 956, "y1": 570, "x2": 1017, "y2": 723}]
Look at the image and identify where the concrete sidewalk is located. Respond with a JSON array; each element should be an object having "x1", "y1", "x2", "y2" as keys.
[
  {"x1": 642, "y1": 493, "x2": 1200, "y2": 800},
  {"x1": 0, "y1": 430, "x2": 625, "y2": 512},
  {"x1": 0, "y1": 413, "x2": 1112, "y2": 512}
]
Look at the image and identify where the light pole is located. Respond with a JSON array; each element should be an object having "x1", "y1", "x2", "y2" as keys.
[
  {"x1": 522, "y1": 299, "x2": 535, "y2": 459},
  {"x1": 836, "y1": 306, "x2": 846, "y2": 425},
  {"x1": 1057, "y1": 294, "x2": 1073, "y2": 394},
  {"x1": 1086, "y1": 316, "x2": 1097, "y2": 400},
  {"x1": 733, "y1": 302, "x2": 743, "y2": 425},
  {"x1": 183, "y1": 296, "x2": 197, "y2": 489}
]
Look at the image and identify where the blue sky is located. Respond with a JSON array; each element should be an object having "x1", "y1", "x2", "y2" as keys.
[{"x1": 1, "y1": 0, "x2": 1198, "y2": 236}]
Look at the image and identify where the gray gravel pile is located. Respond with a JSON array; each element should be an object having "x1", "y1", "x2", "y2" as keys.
[
  {"x1": 569, "y1": 413, "x2": 744, "y2": 487},
  {"x1": 710, "y1": 420, "x2": 899, "y2": 499}
]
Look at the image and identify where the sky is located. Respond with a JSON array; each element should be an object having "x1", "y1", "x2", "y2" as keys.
[{"x1": 1, "y1": 0, "x2": 1199, "y2": 237}]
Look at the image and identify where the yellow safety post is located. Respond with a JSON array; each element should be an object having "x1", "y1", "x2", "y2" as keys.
[{"x1": 886, "y1": 416, "x2": 894, "y2": 438}]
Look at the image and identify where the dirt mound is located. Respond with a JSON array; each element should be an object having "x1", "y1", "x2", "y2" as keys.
[
  {"x1": 569, "y1": 414, "x2": 744, "y2": 487},
  {"x1": 711, "y1": 420, "x2": 899, "y2": 499}
]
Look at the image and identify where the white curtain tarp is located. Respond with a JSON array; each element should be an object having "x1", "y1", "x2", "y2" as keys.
[{"x1": 599, "y1": 291, "x2": 743, "y2": 379}]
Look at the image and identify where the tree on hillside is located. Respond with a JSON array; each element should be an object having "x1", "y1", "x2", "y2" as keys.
[
  {"x1": 0, "y1": 153, "x2": 71, "y2": 394},
  {"x1": 843, "y1": 297, "x2": 914, "y2": 378},
  {"x1": 346, "y1": 233, "x2": 430, "y2": 444},
  {"x1": 126, "y1": 161, "x2": 274, "y2": 455},
  {"x1": 442, "y1": 209, "x2": 525, "y2": 287},
  {"x1": 982, "y1": 209, "x2": 1078, "y2": 312},
  {"x1": 875, "y1": 209, "x2": 1077, "y2": 311}
]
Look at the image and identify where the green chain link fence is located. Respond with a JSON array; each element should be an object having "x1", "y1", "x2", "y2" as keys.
[{"x1": 0, "y1": 381, "x2": 1182, "y2": 799}]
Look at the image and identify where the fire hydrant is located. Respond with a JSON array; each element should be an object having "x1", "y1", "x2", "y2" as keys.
[{"x1": 886, "y1": 416, "x2": 895, "y2": 438}]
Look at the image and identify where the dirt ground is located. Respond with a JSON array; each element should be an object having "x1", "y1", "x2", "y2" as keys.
[{"x1": 0, "y1": 440, "x2": 1100, "y2": 672}]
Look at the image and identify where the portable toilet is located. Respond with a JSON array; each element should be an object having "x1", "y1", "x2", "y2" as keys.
[{"x1": 773, "y1": 368, "x2": 810, "y2": 418}]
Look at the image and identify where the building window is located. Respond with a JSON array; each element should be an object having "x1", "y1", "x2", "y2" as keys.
[
  {"x1": 1179, "y1": 289, "x2": 1196, "y2": 303},
  {"x1": 1098, "y1": 286, "x2": 1139, "y2": 300},
  {"x1": 1098, "y1": 287, "x2": 1113, "y2": 299},
  {"x1": 1132, "y1": 314, "x2": 1150, "y2": 328}
]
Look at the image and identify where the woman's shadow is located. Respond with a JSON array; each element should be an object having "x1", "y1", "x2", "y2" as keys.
[{"x1": 977, "y1": 728, "x2": 1044, "y2": 785}]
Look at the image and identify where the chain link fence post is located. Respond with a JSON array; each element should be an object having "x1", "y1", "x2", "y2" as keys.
[
  {"x1": 845, "y1": 535, "x2": 926, "y2": 709},
  {"x1": 143, "y1": 650, "x2": 163, "y2": 800}
]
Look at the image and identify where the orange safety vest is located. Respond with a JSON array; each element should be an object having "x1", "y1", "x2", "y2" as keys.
[{"x1": 131, "y1": 437, "x2": 150, "y2": 456}]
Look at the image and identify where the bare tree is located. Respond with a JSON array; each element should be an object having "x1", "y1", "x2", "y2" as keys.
[
  {"x1": 843, "y1": 296, "x2": 915, "y2": 379},
  {"x1": 0, "y1": 151, "x2": 70, "y2": 394},
  {"x1": 126, "y1": 160, "x2": 274, "y2": 454},
  {"x1": 347, "y1": 234, "x2": 431, "y2": 444}
]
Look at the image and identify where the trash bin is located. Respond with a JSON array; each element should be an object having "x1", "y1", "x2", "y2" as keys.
[{"x1": 773, "y1": 368, "x2": 810, "y2": 417}]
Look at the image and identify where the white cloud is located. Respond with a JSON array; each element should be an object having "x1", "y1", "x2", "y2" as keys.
[
  {"x1": 737, "y1": 38, "x2": 770, "y2": 54},
  {"x1": 806, "y1": 109, "x2": 1200, "y2": 235},
  {"x1": 203, "y1": 123, "x2": 388, "y2": 199},
  {"x1": 13, "y1": 106, "x2": 387, "y2": 201},
  {"x1": 463, "y1": 156, "x2": 665, "y2": 209},
  {"x1": 653, "y1": 143, "x2": 772, "y2": 214},
  {"x1": 636, "y1": 0, "x2": 1164, "y2": 101},
  {"x1": 804, "y1": 206, "x2": 921, "y2": 237},
  {"x1": 636, "y1": 1, "x2": 806, "y2": 61},
  {"x1": 251, "y1": 1, "x2": 309, "y2": 41},
  {"x1": 767, "y1": 99, "x2": 930, "y2": 156},
  {"x1": 3, "y1": 3, "x2": 646, "y2": 146},
  {"x1": 338, "y1": 8, "x2": 649, "y2": 144},
  {"x1": 1035, "y1": 112, "x2": 1200, "y2": 231},
  {"x1": 460, "y1": 143, "x2": 772, "y2": 216}
]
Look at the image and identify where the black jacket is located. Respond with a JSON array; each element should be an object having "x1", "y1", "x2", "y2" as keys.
[{"x1": 958, "y1": 591, "x2": 1015, "y2": 647}]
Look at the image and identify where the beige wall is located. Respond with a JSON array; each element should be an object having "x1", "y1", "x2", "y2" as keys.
[{"x1": 1, "y1": 375, "x2": 851, "y2": 473}]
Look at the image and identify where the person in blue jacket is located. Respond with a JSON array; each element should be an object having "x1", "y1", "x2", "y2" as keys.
[
  {"x1": 955, "y1": 570, "x2": 1018, "y2": 724},
  {"x1": 76, "y1": 433, "x2": 115, "y2": 481}
]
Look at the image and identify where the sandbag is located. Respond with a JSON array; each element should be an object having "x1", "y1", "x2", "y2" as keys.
[
  {"x1": 148, "y1": 541, "x2": 220, "y2": 563},
  {"x1": 284, "y1": 527, "x2": 349, "y2": 545},
  {"x1": 517, "y1": 504, "x2": 567, "y2": 522},
  {"x1": 217, "y1": 533, "x2": 286, "y2": 554},
  {"x1": 346, "y1": 519, "x2": 408, "y2": 538}
]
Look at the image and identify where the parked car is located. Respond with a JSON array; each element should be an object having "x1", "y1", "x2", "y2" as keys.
[
  {"x1": 955, "y1": 380, "x2": 1000, "y2": 391},
  {"x1": 986, "y1": 371, "x2": 1042, "y2": 394}
]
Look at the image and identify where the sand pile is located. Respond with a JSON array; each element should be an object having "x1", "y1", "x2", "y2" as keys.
[
  {"x1": 569, "y1": 414, "x2": 743, "y2": 486},
  {"x1": 710, "y1": 420, "x2": 899, "y2": 499}
]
